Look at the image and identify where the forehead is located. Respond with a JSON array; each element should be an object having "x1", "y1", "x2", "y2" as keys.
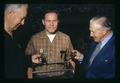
[
  {"x1": 45, "y1": 12, "x2": 58, "y2": 18},
  {"x1": 18, "y1": 5, "x2": 27, "y2": 15},
  {"x1": 90, "y1": 21, "x2": 103, "y2": 30}
]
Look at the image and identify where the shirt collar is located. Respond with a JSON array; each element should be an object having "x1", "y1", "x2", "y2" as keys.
[{"x1": 100, "y1": 32, "x2": 113, "y2": 49}]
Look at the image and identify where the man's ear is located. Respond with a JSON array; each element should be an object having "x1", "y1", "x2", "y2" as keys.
[{"x1": 102, "y1": 28, "x2": 108, "y2": 35}]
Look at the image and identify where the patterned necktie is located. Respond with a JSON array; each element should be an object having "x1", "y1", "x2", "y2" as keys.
[{"x1": 89, "y1": 42, "x2": 101, "y2": 66}]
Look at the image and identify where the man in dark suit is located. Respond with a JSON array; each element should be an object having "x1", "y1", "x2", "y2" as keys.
[
  {"x1": 4, "y1": 4, "x2": 28, "y2": 78},
  {"x1": 72, "y1": 16, "x2": 115, "y2": 78}
]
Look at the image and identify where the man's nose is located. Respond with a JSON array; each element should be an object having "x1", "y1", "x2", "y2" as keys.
[
  {"x1": 21, "y1": 19, "x2": 25, "y2": 25},
  {"x1": 50, "y1": 21, "x2": 54, "y2": 25}
]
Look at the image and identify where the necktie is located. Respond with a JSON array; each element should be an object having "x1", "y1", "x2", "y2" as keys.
[{"x1": 89, "y1": 42, "x2": 101, "y2": 66}]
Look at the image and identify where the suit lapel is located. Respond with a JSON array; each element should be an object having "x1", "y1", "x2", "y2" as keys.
[{"x1": 88, "y1": 35, "x2": 114, "y2": 67}]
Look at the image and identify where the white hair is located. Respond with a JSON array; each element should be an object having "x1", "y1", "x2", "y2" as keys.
[
  {"x1": 90, "y1": 16, "x2": 112, "y2": 30},
  {"x1": 5, "y1": 4, "x2": 28, "y2": 12}
]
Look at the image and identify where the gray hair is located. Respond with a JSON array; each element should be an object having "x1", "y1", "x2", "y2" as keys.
[
  {"x1": 5, "y1": 4, "x2": 28, "y2": 12},
  {"x1": 90, "y1": 16, "x2": 112, "y2": 30}
]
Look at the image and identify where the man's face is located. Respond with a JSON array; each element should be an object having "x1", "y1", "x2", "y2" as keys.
[
  {"x1": 42, "y1": 12, "x2": 59, "y2": 34},
  {"x1": 8, "y1": 5, "x2": 27, "y2": 31},
  {"x1": 89, "y1": 21, "x2": 107, "y2": 42}
]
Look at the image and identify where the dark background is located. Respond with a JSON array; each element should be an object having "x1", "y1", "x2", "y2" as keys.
[{"x1": 13, "y1": 4, "x2": 115, "y2": 55}]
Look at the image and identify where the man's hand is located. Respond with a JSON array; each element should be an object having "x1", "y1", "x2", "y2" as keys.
[
  {"x1": 32, "y1": 54, "x2": 42, "y2": 64},
  {"x1": 71, "y1": 50, "x2": 81, "y2": 60},
  {"x1": 27, "y1": 67, "x2": 33, "y2": 79}
]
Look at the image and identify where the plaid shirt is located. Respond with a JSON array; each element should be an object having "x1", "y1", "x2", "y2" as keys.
[{"x1": 25, "y1": 30, "x2": 73, "y2": 77}]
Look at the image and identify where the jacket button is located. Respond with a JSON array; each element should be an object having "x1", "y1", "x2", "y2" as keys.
[{"x1": 105, "y1": 60, "x2": 108, "y2": 62}]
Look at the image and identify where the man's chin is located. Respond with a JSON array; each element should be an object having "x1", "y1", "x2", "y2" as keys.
[
  {"x1": 13, "y1": 27, "x2": 17, "y2": 31},
  {"x1": 49, "y1": 32, "x2": 55, "y2": 34},
  {"x1": 13, "y1": 25, "x2": 20, "y2": 30},
  {"x1": 49, "y1": 30, "x2": 57, "y2": 34},
  {"x1": 94, "y1": 40, "x2": 99, "y2": 43}
]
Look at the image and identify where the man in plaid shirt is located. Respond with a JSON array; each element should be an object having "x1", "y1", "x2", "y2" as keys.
[{"x1": 26, "y1": 10, "x2": 75, "y2": 78}]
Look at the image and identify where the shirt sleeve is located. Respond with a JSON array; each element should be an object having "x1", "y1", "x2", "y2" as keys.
[
  {"x1": 25, "y1": 37, "x2": 35, "y2": 67},
  {"x1": 25, "y1": 37, "x2": 35, "y2": 55},
  {"x1": 78, "y1": 53, "x2": 84, "y2": 64}
]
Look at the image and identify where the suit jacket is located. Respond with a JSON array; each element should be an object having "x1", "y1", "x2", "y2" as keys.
[
  {"x1": 4, "y1": 30, "x2": 26, "y2": 78},
  {"x1": 84, "y1": 35, "x2": 115, "y2": 78}
]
